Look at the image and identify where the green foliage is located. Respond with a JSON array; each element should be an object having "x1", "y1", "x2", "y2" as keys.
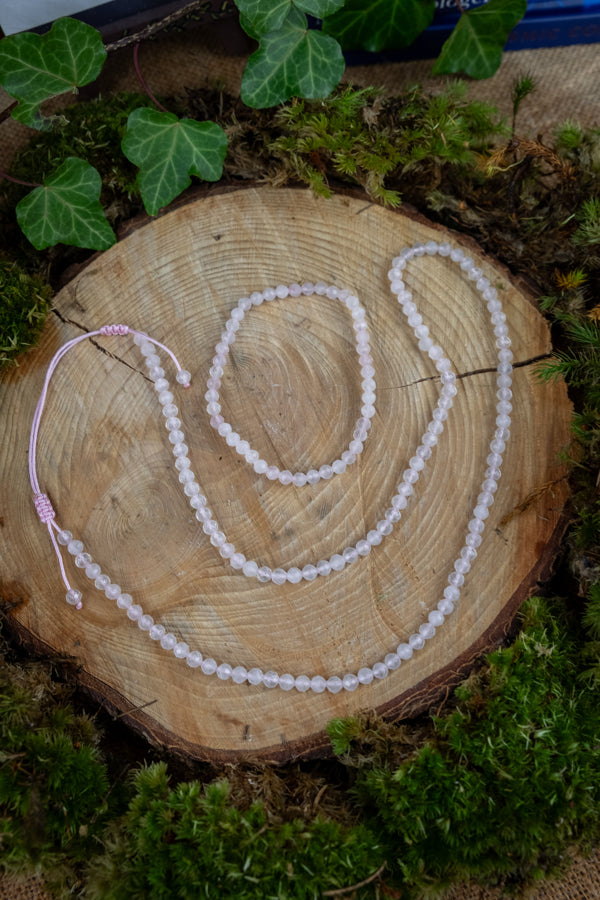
[
  {"x1": 237, "y1": 0, "x2": 345, "y2": 37},
  {"x1": 122, "y1": 109, "x2": 228, "y2": 215},
  {"x1": 433, "y1": 0, "x2": 527, "y2": 79},
  {"x1": 270, "y1": 84, "x2": 503, "y2": 204},
  {"x1": 322, "y1": 0, "x2": 436, "y2": 52},
  {"x1": 341, "y1": 597, "x2": 600, "y2": 894},
  {"x1": 15, "y1": 157, "x2": 116, "y2": 250},
  {"x1": 537, "y1": 317, "x2": 600, "y2": 394},
  {"x1": 83, "y1": 762, "x2": 382, "y2": 900},
  {"x1": 573, "y1": 197, "x2": 600, "y2": 245},
  {"x1": 0, "y1": 260, "x2": 52, "y2": 368},
  {"x1": 0, "y1": 18, "x2": 106, "y2": 129},
  {"x1": 555, "y1": 119, "x2": 585, "y2": 152},
  {"x1": 240, "y1": 6, "x2": 346, "y2": 109},
  {"x1": 582, "y1": 582, "x2": 600, "y2": 641},
  {"x1": 0, "y1": 652, "x2": 108, "y2": 886},
  {"x1": 3, "y1": 92, "x2": 144, "y2": 208}
]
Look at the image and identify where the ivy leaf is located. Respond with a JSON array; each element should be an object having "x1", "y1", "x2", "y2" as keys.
[
  {"x1": 322, "y1": 0, "x2": 435, "y2": 52},
  {"x1": 237, "y1": 0, "x2": 345, "y2": 37},
  {"x1": 122, "y1": 108, "x2": 228, "y2": 216},
  {"x1": 241, "y1": 7, "x2": 345, "y2": 109},
  {"x1": 16, "y1": 158, "x2": 116, "y2": 251},
  {"x1": 432, "y1": 0, "x2": 527, "y2": 79},
  {"x1": 0, "y1": 17, "x2": 107, "y2": 129}
]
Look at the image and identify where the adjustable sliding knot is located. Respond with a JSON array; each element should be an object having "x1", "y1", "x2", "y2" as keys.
[
  {"x1": 34, "y1": 493, "x2": 55, "y2": 524},
  {"x1": 100, "y1": 324, "x2": 130, "y2": 336}
]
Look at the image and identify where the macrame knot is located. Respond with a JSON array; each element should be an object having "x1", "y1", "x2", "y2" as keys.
[
  {"x1": 34, "y1": 493, "x2": 56, "y2": 523},
  {"x1": 100, "y1": 324, "x2": 130, "y2": 336}
]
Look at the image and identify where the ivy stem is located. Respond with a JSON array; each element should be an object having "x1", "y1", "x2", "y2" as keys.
[
  {"x1": 133, "y1": 42, "x2": 169, "y2": 113},
  {"x1": 0, "y1": 169, "x2": 41, "y2": 188},
  {"x1": 454, "y1": 0, "x2": 466, "y2": 12}
]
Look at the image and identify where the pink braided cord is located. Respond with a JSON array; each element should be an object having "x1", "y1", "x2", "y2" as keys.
[
  {"x1": 34, "y1": 493, "x2": 55, "y2": 523},
  {"x1": 100, "y1": 324, "x2": 130, "y2": 336}
]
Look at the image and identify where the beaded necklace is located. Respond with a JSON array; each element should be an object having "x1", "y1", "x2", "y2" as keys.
[{"x1": 29, "y1": 240, "x2": 512, "y2": 694}]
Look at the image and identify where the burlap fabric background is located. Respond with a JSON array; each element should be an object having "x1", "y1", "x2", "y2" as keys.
[{"x1": 0, "y1": 18, "x2": 599, "y2": 900}]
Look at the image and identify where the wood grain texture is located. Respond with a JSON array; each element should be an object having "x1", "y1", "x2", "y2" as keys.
[{"x1": 0, "y1": 187, "x2": 571, "y2": 761}]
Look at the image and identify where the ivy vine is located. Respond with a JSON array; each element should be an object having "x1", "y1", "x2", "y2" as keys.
[{"x1": 0, "y1": 0, "x2": 527, "y2": 250}]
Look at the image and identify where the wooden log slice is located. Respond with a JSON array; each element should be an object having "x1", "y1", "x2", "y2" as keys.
[{"x1": 0, "y1": 187, "x2": 571, "y2": 762}]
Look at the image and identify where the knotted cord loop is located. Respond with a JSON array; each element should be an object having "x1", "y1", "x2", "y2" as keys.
[
  {"x1": 34, "y1": 493, "x2": 55, "y2": 523},
  {"x1": 100, "y1": 324, "x2": 130, "y2": 336}
]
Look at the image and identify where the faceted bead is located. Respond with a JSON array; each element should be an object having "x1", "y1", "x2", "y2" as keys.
[
  {"x1": 257, "y1": 567, "x2": 272, "y2": 583},
  {"x1": 173, "y1": 642, "x2": 190, "y2": 659},
  {"x1": 105, "y1": 583, "x2": 121, "y2": 600},
  {"x1": 342, "y1": 674, "x2": 359, "y2": 691},
  {"x1": 429, "y1": 610, "x2": 445, "y2": 627},
  {"x1": 437, "y1": 599, "x2": 455, "y2": 616},
  {"x1": 247, "y1": 668, "x2": 263, "y2": 685},
  {"x1": 286, "y1": 567, "x2": 302, "y2": 584},
  {"x1": 271, "y1": 568, "x2": 287, "y2": 585},
  {"x1": 295, "y1": 675, "x2": 311, "y2": 692},
  {"x1": 216, "y1": 663, "x2": 232, "y2": 680},
  {"x1": 316, "y1": 559, "x2": 332, "y2": 576},
  {"x1": 66, "y1": 588, "x2": 82, "y2": 606},
  {"x1": 408, "y1": 633, "x2": 425, "y2": 650},
  {"x1": 95, "y1": 574, "x2": 110, "y2": 590},
  {"x1": 117, "y1": 593, "x2": 133, "y2": 610},
  {"x1": 263, "y1": 670, "x2": 279, "y2": 688},
  {"x1": 384, "y1": 653, "x2": 401, "y2": 670},
  {"x1": 355, "y1": 540, "x2": 371, "y2": 556},
  {"x1": 279, "y1": 674, "x2": 295, "y2": 691},
  {"x1": 329, "y1": 554, "x2": 346, "y2": 572},
  {"x1": 187, "y1": 651, "x2": 203, "y2": 669},
  {"x1": 201, "y1": 658, "x2": 218, "y2": 675},
  {"x1": 419, "y1": 622, "x2": 436, "y2": 640},
  {"x1": 149, "y1": 624, "x2": 166, "y2": 640},
  {"x1": 230, "y1": 552, "x2": 246, "y2": 569},
  {"x1": 357, "y1": 667, "x2": 374, "y2": 684},
  {"x1": 231, "y1": 665, "x2": 247, "y2": 683},
  {"x1": 139, "y1": 614, "x2": 154, "y2": 631},
  {"x1": 67, "y1": 539, "x2": 84, "y2": 555},
  {"x1": 310, "y1": 676, "x2": 326, "y2": 693},
  {"x1": 160, "y1": 632, "x2": 177, "y2": 650},
  {"x1": 57, "y1": 530, "x2": 72, "y2": 545},
  {"x1": 242, "y1": 560, "x2": 259, "y2": 578},
  {"x1": 372, "y1": 662, "x2": 389, "y2": 679},
  {"x1": 326, "y1": 677, "x2": 343, "y2": 693},
  {"x1": 127, "y1": 604, "x2": 143, "y2": 621},
  {"x1": 396, "y1": 643, "x2": 413, "y2": 660},
  {"x1": 301, "y1": 565, "x2": 318, "y2": 581},
  {"x1": 75, "y1": 552, "x2": 92, "y2": 568}
]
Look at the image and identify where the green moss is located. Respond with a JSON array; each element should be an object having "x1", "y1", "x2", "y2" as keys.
[
  {"x1": 0, "y1": 647, "x2": 109, "y2": 892},
  {"x1": 335, "y1": 597, "x2": 600, "y2": 896},
  {"x1": 0, "y1": 259, "x2": 52, "y2": 368},
  {"x1": 83, "y1": 763, "x2": 382, "y2": 900},
  {"x1": 5, "y1": 93, "x2": 144, "y2": 211},
  {"x1": 268, "y1": 83, "x2": 504, "y2": 206}
]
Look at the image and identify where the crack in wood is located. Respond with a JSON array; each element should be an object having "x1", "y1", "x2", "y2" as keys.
[
  {"x1": 52, "y1": 308, "x2": 150, "y2": 381},
  {"x1": 381, "y1": 352, "x2": 552, "y2": 391}
]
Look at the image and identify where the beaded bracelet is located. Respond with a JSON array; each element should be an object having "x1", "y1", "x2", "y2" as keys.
[{"x1": 29, "y1": 242, "x2": 512, "y2": 692}]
